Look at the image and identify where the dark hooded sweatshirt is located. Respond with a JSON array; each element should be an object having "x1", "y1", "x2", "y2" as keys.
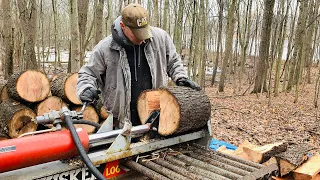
[{"x1": 111, "y1": 17, "x2": 152, "y2": 126}]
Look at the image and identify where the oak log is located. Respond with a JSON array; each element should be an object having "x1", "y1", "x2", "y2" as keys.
[
  {"x1": 0, "y1": 100, "x2": 37, "y2": 138},
  {"x1": 51, "y1": 73, "x2": 81, "y2": 105},
  {"x1": 7, "y1": 70, "x2": 50, "y2": 103},
  {"x1": 137, "y1": 87, "x2": 211, "y2": 136}
]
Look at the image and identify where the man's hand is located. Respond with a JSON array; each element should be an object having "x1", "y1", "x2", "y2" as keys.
[
  {"x1": 176, "y1": 77, "x2": 201, "y2": 91},
  {"x1": 79, "y1": 87, "x2": 101, "y2": 103}
]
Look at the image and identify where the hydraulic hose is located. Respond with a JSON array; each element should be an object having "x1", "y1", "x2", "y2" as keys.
[
  {"x1": 72, "y1": 120, "x2": 101, "y2": 129},
  {"x1": 64, "y1": 112, "x2": 107, "y2": 180}
]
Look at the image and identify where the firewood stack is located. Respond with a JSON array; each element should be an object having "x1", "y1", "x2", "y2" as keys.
[
  {"x1": 217, "y1": 140, "x2": 320, "y2": 180},
  {"x1": 0, "y1": 70, "x2": 107, "y2": 140}
]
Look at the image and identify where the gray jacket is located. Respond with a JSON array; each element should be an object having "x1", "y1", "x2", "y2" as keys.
[{"x1": 76, "y1": 22, "x2": 187, "y2": 127}]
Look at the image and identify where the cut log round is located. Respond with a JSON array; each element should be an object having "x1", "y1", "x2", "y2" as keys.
[
  {"x1": 72, "y1": 105, "x2": 99, "y2": 134},
  {"x1": 0, "y1": 84, "x2": 9, "y2": 103},
  {"x1": 137, "y1": 87, "x2": 211, "y2": 136},
  {"x1": 7, "y1": 70, "x2": 50, "y2": 103},
  {"x1": 51, "y1": 73, "x2": 81, "y2": 105},
  {"x1": 0, "y1": 100, "x2": 37, "y2": 138},
  {"x1": 35, "y1": 96, "x2": 68, "y2": 116},
  {"x1": 94, "y1": 99, "x2": 109, "y2": 120}
]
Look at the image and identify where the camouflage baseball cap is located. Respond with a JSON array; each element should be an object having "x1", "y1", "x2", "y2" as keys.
[{"x1": 121, "y1": 4, "x2": 152, "y2": 41}]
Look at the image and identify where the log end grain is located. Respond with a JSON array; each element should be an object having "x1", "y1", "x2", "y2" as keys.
[
  {"x1": 64, "y1": 73, "x2": 81, "y2": 105},
  {"x1": 138, "y1": 87, "x2": 211, "y2": 136},
  {"x1": 73, "y1": 105, "x2": 99, "y2": 134},
  {"x1": 15, "y1": 70, "x2": 50, "y2": 102},
  {"x1": 9, "y1": 108, "x2": 37, "y2": 138},
  {"x1": 36, "y1": 96, "x2": 68, "y2": 116}
]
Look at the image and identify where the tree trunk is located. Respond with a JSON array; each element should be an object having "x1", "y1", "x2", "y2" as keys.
[
  {"x1": 51, "y1": 73, "x2": 81, "y2": 105},
  {"x1": 211, "y1": 0, "x2": 223, "y2": 86},
  {"x1": 252, "y1": 0, "x2": 275, "y2": 93},
  {"x1": 219, "y1": 0, "x2": 236, "y2": 92},
  {"x1": 162, "y1": 0, "x2": 169, "y2": 31},
  {"x1": 69, "y1": 0, "x2": 81, "y2": 72},
  {"x1": 137, "y1": 87, "x2": 211, "y2": 136},
  {"x1": 78, "y1": 0, "x2": 89, "y2": 67},
  {"x1": 274, "y1": 0, "x2": 289, "y2": 97},
  {"x1": 52, "y1": 0, "x2": 61, "y2": 69},
  {"x1": 153, "y1": 0, "x2": 159, "y2": 27},
  {"x1": 94, "y1": 0, "x2": 104, "y2": 46},
  {"x1": 7, "y1": 70, "x2": 50, "y2": 103},
  {"x1": 16, "y1": 0, "x2": 38, "y2": 70},
  {"x1": 238, "y1": 0, "x2": 252, "y2": 91},
  {"x1": 0, "y1": 100, "x2": 37, "y2": 138},
  {"x1": 287, "y1": 0, "x2": 308, "y2": 91},
  {"x1": 173, "y1": 0, "x2": 184, "y2": 54},
  {"x1": 2, "y1": 0, "x2": 13, "y2": 79}
]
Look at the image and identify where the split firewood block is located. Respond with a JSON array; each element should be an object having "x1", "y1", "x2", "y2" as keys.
[
  {"x1": 0, "y1": 84, "x2": 9, "y2": 103},
  {"x1": 0, "y1": 100, "x2": 37, "y2": 138},
  {"x1": 7, "y1": 70, "x2": 50, "y2": 103},
  {"x1": 217, "y1": 145, "x2": 235, "y2": 155},
  {"x1": 232, "y1": 140, "x2": 257, "y2": 161},
  {"x1": 243, "y1": 142, "x2": 287, "y2": 163},
  {"x1": 51, "y1": 73, "x2": 81, "y2": 105},
  {"x1": 94, "y1": 99, "x2": 109, "y2": 120},
  {"x1": 137, "y1": 87, "x2": 211, "y2": 136},
  {"x1": 35, "y1": 96, "x2": 68, "y2": 116},
  {"x1": 294, "y1": 155, "x2": 320, "y2": 180},
  {"x1": 276, "y1": 143, "x2": 313, "y2": 177},
  {"x1": 72, "y1": 105, "x2": 99, "y2": 134}
]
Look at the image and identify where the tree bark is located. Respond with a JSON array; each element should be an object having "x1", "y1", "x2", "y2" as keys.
[
  {"x1": 211, "y1": 0, "x2": 224, "y2": 86},
  {"x1": 219, "y1": 0, "x2": 236, "y2": 92},
  {"x1": 252, "y1": 0, "x2": 275, "y2": 93},
  {"x1": 2, "y1": 0, "x2": 13, "y2": 79},
  {"x1": 69, "y1": 0, "x2": 81, "y2": 72},
  {"x1": 78, "y1": 0, "x2": 89, "y2": 67},
  {"x1": 94, "y1": 0, "x2": 104, "y2": 46},
  {"x1": 16, "y1": 0, "x2": 38, "y2": 70}
]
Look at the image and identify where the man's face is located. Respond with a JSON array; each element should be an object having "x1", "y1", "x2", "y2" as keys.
[{"x1": 120, "y1": 21, "x2": 143, "y2": 45}]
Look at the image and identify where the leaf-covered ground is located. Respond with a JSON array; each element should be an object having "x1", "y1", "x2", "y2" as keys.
[{"x1": 206, "y1": 81, "x2": 320, "y2": 150}]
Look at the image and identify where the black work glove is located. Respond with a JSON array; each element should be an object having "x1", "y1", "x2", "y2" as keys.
[
  {"x1": 79, "y1": 87, "x2": 101, "y2": 103},
  {"x1": 176, "y1": 77, "x2": 201, "y2": 91}
]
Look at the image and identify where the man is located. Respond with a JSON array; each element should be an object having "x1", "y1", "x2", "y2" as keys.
[{"x1": 76, "y1": 3, "x2": 200, "y2": 129}]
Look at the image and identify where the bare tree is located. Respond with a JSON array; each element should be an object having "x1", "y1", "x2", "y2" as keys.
[
  {"x1": 219, "y1": 0, "x2": 237, "y2": 92},
  {"x1": 211, "y1": 0, "x2": 223, "y2": 86},
  {"x1": 252, "y1": 0, "x2": 275, "y2": 93},
  {"x1": 1, "y1": 0, "x2": 13, "y2": 78},
  {"x1": 78, "y1": 0, "x2": 89, "y2": 66},
  {"x1": 94, "y1": 0, "x2": 104, "y2": 46},
  {"x1": 69, "y1": 0, "x2": 80, "y2": 72},
  {"x1": 16, "y1": 0, "x2": 38, "y2": 70}
]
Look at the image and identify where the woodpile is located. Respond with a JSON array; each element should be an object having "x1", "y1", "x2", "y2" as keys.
[
  {"x1": 137, "y1": 87, "x2": 211, "y2": 136},
  {"x1": 0, "y1": 70, "x2": 109, "y2": 140},
  {"x1": 217, "y1": 140, "x2": 320, "y2": 180}
]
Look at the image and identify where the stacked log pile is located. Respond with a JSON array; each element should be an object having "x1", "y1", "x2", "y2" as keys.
[
  {"x1": 217, "y1": 140, "x2": 320, "y2": 180},
  {"x1": 0, "y1": 70, "x2": 108, "y2": 140}
]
